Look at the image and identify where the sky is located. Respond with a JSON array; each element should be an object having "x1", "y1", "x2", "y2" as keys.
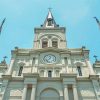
[{"x1": 0, "y1": 0, "x2": 100, "y2": 64}]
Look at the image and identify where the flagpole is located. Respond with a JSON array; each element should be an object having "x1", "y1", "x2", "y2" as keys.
[
  {"x1": 93, "y1": 17, "x2": 100, "y2": 29},
  {"x1": 0, "y1": 18, "x2": 6, "y2": 35}
]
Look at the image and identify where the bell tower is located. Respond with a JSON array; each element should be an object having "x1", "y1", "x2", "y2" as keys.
[{"x1": 33, "y1": 10, "x2": 67, "y2": 49}]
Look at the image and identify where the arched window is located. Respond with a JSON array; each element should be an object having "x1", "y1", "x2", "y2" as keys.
[
  {"x1": 74, "y1": 61, "x2": 83, "y2": 76},
  {"x1": 42, "y1": 40, "x2": 48, "y2": 48},
  {"x1": 56, "y1": 70, "x2": 59, "y2": 77},
  {"x1": 77, "y1": 66, "x2": 82, "y2": 76},
  {"x1": 52, "y1": 40, "x2": 58, "y2": 47},
  {"x1": 18, "y1": 66, "x2": 23, "y2": 76},
  {"x1": 48, "y1": 71, "x2": 52, "y2": 77},
  {"x1": 32, "y1": 57, "x2": 35, "y2": 65},
  {"x1": 64, "y1": 57, "x2": 68, "y2": 65},
  {"x1": 47, "y1": 19, "x2": 53, "y2": 26},
  {"x1": 40, "y1": 70, "x2": 44, "y2": 77}
]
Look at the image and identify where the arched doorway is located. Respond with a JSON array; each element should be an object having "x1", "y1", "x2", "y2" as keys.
[{"x1": 40, "y1": 88, "x2": 60, "y2": 100}]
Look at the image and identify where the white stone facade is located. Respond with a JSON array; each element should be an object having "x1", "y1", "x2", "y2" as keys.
[{"x1": 0, "y1": 10, "x2": 100, "y2": 100}]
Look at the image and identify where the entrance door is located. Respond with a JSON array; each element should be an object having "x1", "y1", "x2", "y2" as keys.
[{"x1": 40, "y1": 89, "x2": 60, "y2": 100}]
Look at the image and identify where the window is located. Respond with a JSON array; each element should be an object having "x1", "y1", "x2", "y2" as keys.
[
  {"x1": 64, "y1": 57, "x2": 68, "y2": 65},
  {"x1": 56, "y1": 70, "x2": 59, "y2": 77},
  {"x1": 48, "y1": 71, "x2": 52, "y2": 77},
  {"x1": 42, "y1": 41, "x2": 48, "y2": 48},
  {"x1": 48, "y1": 19, "x2": 53, "y2": 26},
  {"x1": 32, "y1": 57, "x2": 35, "y2": 65},
  {"x1": 77, "y1": 66, "x2": 82, "y2": 76},
  {"x1": 18, "y1": 66, "x2": 23, "y2": 76},
  {"x1": 52, "y1": 41, "x2": 58, "y2": 47},
  {"x1": 40, "y1": 70, "x2": 44, "y2": 77}
]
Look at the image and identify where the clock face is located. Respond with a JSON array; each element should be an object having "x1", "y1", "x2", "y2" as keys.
[{"x1": 43, "y1": 54, "x2": 56, "y2": 64}]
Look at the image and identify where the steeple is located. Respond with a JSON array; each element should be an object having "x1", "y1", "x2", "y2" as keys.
[
  {"x1": 34, "y1": 10, "x2": 66, "y2": 49},
  {"x1": 41, "y1": 9, "x2": 59, "y2": 28}
]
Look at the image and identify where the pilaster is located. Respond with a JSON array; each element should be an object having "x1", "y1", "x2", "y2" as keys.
[
  {"x1": 22, "y1": 84, "x2": 27, "y2": 100},
  {"x1": 1, "y1": 75, "x2": 11, "y2": 100},
  {"x1": 61, "y1": 73, "x2": 78, "y2": 100},
  {"x1": 63, "y1": 84, "x2": 69, "y2": 100},
  {"x1": 72, "y1": 84, "x2": 79, "y2": 100},
  {"x1": 6, "y1": 58, "x2": 15, "y2": 75},
  {"x1": 90, "y1": 75, "x2": 100, "y2": 100},
  {"x1": 30, "y1": 84, "x2": 36, "y2": 100},
  {"x1": 85, "y1": 59, "x2": 95, "y2": 75},
  {"x1": 23, "y1": 73, "x2": 38, "y2": 100}
]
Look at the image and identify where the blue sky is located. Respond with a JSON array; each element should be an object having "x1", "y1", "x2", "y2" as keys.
[{"x1": 0, "y1": 0, "x2": 100, "y2": 64}]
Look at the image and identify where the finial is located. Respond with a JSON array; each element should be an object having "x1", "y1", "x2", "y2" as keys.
[
  {"x1": 93, "y1": 55, "x2": 98, "y2": 61},
  {"x1": 81, "y1": 46, "x2": 85, "y2": 54},
  {"x1": 15, "y1": 46, "x2": 18, "y2": 50},
  {"x1": 3, "y1": 56, "x2": 7, "y2": 60},
  {"x1": 3, "y1": 56, "x2": 7, "y2": 62},
  {"x1": 48, "y1": 7, "x2": 52, "y2": 12},
  {"x1": 1, "y1": 56, "x2": 7, "y2": 64},
  {"x1": 82, "y1": 46, "x2": 86, "y2": 49}
]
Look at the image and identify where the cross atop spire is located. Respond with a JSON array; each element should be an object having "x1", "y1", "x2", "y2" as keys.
[
  {"x1": 41, "y1": 9, "x2": 59, "y2": 28},
  {"x1": 48, "y1": 7, "x2": 52, "y2": 11}
]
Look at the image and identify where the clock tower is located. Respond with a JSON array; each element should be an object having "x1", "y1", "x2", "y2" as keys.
[
  {"x1": 33, "y1": 10, "x2": 68, "y2": 77},
  {"x1": 34, "y1": 10, "x2": 67, "y2": 49}
]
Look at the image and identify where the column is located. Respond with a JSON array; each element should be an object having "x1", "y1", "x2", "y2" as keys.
[
  {"x1": 65, "y1": 57, "x2": 69, "y2": 73},
  {"x1": 22, "y1": 84, "x2": 27, "y2": 100},
  {"x1": 31, "y1": 84, "x2": 36, "y2": 100},
  {"x1": 64, "y1": 85, "x2": 69, "y2": 100},
  {"x1": 32, "y1": 58, "x2": 35, "y2": 73},
  {"x1": 6, "y1": 58, "x2": 15, "y2": 75},
  {"x1": 52, "y1": 68, "x2": 55, "y2": 77},
  {"x1": 34, "y1": 56, "x2": 38, "y2": 73},
  {"x1": 35, "y1": 56, "x2": 38, "y2": 65},
  {"x1": 2, "y1": 80, "x2": 9, "y2": 100},
  {"x1": 72, "y1": 84, "x2": 79, "y2": 100},
  {"x1": 85, "y1": 59, "x2": 95, "y2": 75},
  {"x1": 92, "y1": 80, "x2": 100, "y2": 100},
  {"x1": 44, "y1": 69, "x2": 47, "y2": 77},
  {"x1": 62, "y1": 57, "x2": 65, "y2": 65},
  {"x1": 61, "y1": 57, "x2": 66, "y2": 73},
  {"x1": 67, "y1": 57, "x2": 71, "y2": 65},
  {"x1": 66, "y1": 65, "x2": 69, "y2": 73},
  {"x1": 48, "y1": 38, "x2": 52, "y2": 47},
  {"x1": 30, "y1": 58, "x2": 33, "y2": 73}
]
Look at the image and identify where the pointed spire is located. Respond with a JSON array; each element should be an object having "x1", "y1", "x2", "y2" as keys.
[
  {"x1": 47, "y1": 8, "x2": 53, "y2": 19},
  {"x1": 41, "y1": 9, "x2": 59, "y2": 28}
]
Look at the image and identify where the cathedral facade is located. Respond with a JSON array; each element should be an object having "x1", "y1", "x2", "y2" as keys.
[{"x1": 0, "y1": 10, "x2": 100, "y2": 100}]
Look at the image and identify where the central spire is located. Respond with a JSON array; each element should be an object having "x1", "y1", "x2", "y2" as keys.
[
  {"x1": 41, "y1": 9, "x2": 59, "y2": 28},
  {"x1": 47, "y1": 8, "x2": 53, "y2": 19}
]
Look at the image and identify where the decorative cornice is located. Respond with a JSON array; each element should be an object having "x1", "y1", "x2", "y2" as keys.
[
  {"x1": 38, "y1": 77, "x2": 61, "y2": 81},
  {"x1": 23, "y1": 73, "x2": 39, "y2": 78},
  {"x1": 34, "y1": 27, "x2": 66, "y2": 33},
  {"x1": 89, "y1": 75, "x2": 99, "y2": 80},
  {"x1": 60, "y1": 73, "x2": 77, "y2": 78},
  {"x1": 11, "y1": 47, "x2": 90, "y2": 57},
  {"x1": 2, "y1": 75, "x2": 12, "y2": 80}
]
